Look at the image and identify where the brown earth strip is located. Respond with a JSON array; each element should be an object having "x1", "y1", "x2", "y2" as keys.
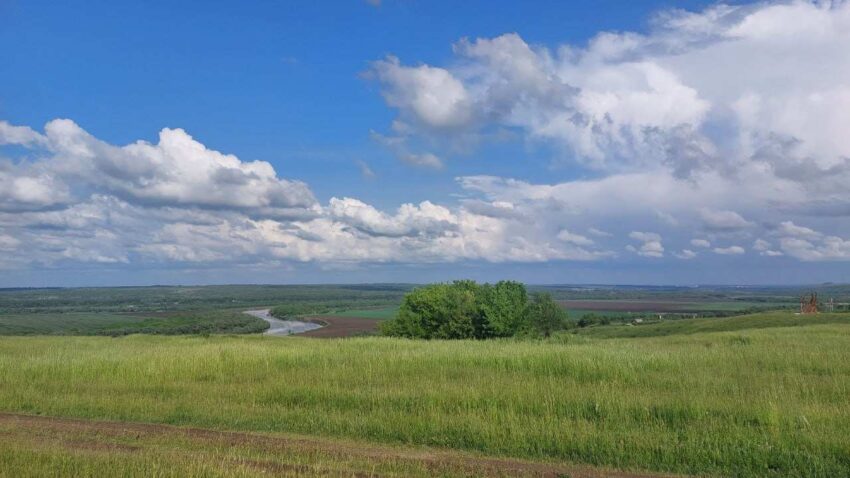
[
  {"x1": 299, "y1": 316, "x2": 381, "y2": 338},
  {"x1": 0, "y1": 412, "x2": 684, "y2": 478}
]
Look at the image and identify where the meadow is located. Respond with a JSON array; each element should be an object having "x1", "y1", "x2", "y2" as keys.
[
  {"x1": 0, "y1": 311, "x2": 848, "y2": 476},
  {"x1": 0, "y1": 310, "x2": 268, "y2": 336}
]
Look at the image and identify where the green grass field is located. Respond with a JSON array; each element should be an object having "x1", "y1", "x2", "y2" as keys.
[
  {"x1": 0, "y1": 311, "x2": 848, "y2": 476},
  {"x1": 575, "y1": 311, "x2": 849, "y2": 338},
  {"x1": 329, "y1": 306, "x2": 400, "y2": 320},
  {"x1": 0, "y1": 310, "x2": 268, "y2": 336}
]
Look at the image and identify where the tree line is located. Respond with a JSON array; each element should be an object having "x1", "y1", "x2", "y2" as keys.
[{"x1": 380, "y1": 280, "x2": 568, "y2": 339}]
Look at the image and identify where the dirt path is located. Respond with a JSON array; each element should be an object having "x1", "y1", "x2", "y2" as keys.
[{"x1": 0, "y1": 412, "x2": 684, "y2": 478}]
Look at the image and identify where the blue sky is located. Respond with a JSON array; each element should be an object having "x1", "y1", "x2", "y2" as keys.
[
  {"x1": 2, "y1": 0, "x2": 850, "y2": 286},
  {"x1": 2, "y1": 0, "x2": 717, "y2": 205}
]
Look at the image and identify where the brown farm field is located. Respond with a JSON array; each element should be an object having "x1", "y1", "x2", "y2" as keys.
[{"x1": 300, "y1": 316, "x2": 382, "y2": 338}]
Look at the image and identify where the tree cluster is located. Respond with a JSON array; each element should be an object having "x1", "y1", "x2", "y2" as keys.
[{"x1": 380, "y1": 280, "x2": 568, "y2": 339}]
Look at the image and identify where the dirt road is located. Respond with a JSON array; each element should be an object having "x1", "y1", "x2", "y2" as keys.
[{"x1": 0, "y1": 412, "x2": 684, "y2": 478}]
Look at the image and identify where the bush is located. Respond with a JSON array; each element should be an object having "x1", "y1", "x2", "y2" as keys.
[{"x1": 381, "y1": 280, "x2": 568, "y2": 339}]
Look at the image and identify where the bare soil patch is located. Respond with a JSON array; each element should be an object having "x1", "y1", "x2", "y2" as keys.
[{"x1": 300, "y1": 316, "x2": 381, "y2": 338}]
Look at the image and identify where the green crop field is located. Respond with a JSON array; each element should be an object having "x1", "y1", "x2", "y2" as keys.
[
  {"x1": 574, "y1": 311, "x2": 850, "y2": 338},
  {"x1": 0, "y1": 311, "x2": 848, "y2": 477},
  {"x1": 329, "y1": 306, "x2": 400, "y2": 320}
]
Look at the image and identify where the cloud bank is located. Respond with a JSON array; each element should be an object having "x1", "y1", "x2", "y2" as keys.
[{"x1": 4, "y1": 1, "x2": 850, "y2": 277}]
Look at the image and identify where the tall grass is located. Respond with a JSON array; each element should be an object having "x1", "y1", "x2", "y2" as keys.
[{"x1": 0, "y1": 314, "x2": 848, "y2": 476}]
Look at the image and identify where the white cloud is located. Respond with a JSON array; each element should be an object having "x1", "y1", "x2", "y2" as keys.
[
  {"x1": 0, "y1": 119, "x2": 622, "y2": 269},
  {"x1": 365, "y1": 2, "x2": 850, "y2": 270},
  {"x1": 7, "y1": 1, "x2": 850, "y2": 275},
  {"x1": 328, "y1": 197, "x2": 456, "y2": 238},
  {"x1": 370, "y1": 56, "x2": 472, "y2": 130},
  {"x1": 753, "y1": 238, "x2": 771, "y2": 251},
  {"x1": 778, "y1": 233, "x2": 850, "y2": 261},
  {"x1": 628, "y1": 231, "x2": 664, "y2": 258},
  {"x1": 674, "y1": 249, "x2": 697, "y2": 259},
  {"x1": 752, "y1": 238, "x2": 783, "y2": 256},
  {"x1": 754, "y1": 221, "x2": 850, "y2": 260},
  {"x1": 368, "y1": 2, "x2": 850, "y2": 183},
  {"x1": 557, "y1": 229, "x2": 594, "y2": 246},
  {"x1": 588, "y1": 227, "x2": 612, "y2": 237},
  {"x1": 0, "y1": 121, "x2": 45, "y2": 146},
  {"x1": 629, "y1": 231, "x2": 661, "y2": 242},
  {"x1": 0, "y1": 164, "x2": 70, "y2": 211},
  {"x1": 776, "y1": 220, "x2": 821, "y2": 238},
  {"x1": 400, "y1": 151, "x2": 443, "y2": 169},
  {"x1": 4, "y1": 119, "x2": 318, "y2": 218},
  {"x1": 713, "y1": 245, "x2": 745, "y2": 255},
  {"x1": 699, "y1": 209, "x2": 753, "y2": 231}
]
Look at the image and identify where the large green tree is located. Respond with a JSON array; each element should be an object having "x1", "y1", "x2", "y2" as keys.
[
  {"x1": 382, "y1": 280, "x2": 568, "y2": 340},
  {"x1": 525, "y1": 292, "x2": 568, "y2": 337},
  {"x1": 482, "y1": 280, "x2": 528, "y2": 337},
  {"x1": 380, "y1": 281, "x2": 485, "y2": 339}
]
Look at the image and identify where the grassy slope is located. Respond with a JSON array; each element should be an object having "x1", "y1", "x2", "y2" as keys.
[
  {"x1": 575, "y1": 311, "x2": 849, "y2": 338},
  {"x1": 0, "y1": 312, "x2": 848, "y2": 476},
  {"x1": 0, "y1": 310, "x2": 268, "y2": 336}
]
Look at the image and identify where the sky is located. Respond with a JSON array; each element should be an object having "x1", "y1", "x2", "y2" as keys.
[{"x1": 2, "y1": 0, "x2": 850, "y2": 287}]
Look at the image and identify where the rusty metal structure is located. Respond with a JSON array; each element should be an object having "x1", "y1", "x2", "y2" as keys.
[{"x1": 800, "y1": 292, "x2": 818, "y2": 314}]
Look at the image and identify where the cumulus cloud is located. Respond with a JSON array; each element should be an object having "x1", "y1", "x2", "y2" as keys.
[
  {"x1": 362, "y1": 1, "x2": 850, "y2": 273},
  {"x1": 699, "y1": 209, "x2": 753, "y2": 231},
  {"x1": 776, "y1": 220, "x2": 821, "y2": 238},
  {"x1": 328, "y1": 197, "x2": 456, "y2": 238},
  {"x1": 752, "y1": 238, "x2": 782, "y2": 256},
  {"x1": 628, "y1": 231, "x2": 664, "y2": 258},
  {"x1": 770, "y1": 222, "x2": 850, "y2": 261},
  {"x1": 674, "y1": 249, "x2": 697, "y2": 259},
  {"x1": 7, "y1": 1, "x2": 850, "y2": 276},
  {"x1": 368, "y1": 1, "x2": 850, "y2": 185},
  {"x1": 778, "y1": 236, "x2": 850, "y2": 261},
  {"x1": 713, "y1": 245, "x2": 746, "y2": 255},
  {"x1": 557, "y1": 229, "x2": 594, "y2": 246},
  {"x1": 369, "y1": 57, "x2": 472, "y2": 131},
  {"x1": 45, "y1": 120, "x2": 318, "y2": 217},
  {"x1": 0, "y1": 119, "x2": 619, "y2": 269},
  {"x1": 0, "y1": 121, "x2": 46, "y2": 146}
]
